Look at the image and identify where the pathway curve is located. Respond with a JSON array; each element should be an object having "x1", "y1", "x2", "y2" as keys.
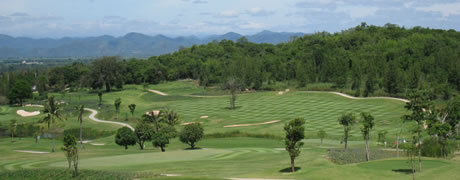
[
  {"x1": 304, "y1": 91, "x2": 409, "y2": 103},
  {"x1": 84, "y1": 108, "x2": 134, "y2": 131}
]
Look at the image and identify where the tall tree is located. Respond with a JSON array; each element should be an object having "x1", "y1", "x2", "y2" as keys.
[
  {"x1": 89, "y1": 56, "x2": 124, "y2": 92},
  {"x1": 40, "y1": 96, "x2": 65, "y2": 152},
  {"x1": 134, "y1": 122, "x2": 153, "y2": 150},
  {"x1": 114, "y1": 98, "x2": 121, "y2": 120},
  {"x1": 128, "y1": 104, "x2": 136, "y2": 117},
  {"x1": 97, "y1": 91, "x2": 103, "y2": 107},
  {"x1": 338, "y1": 113, "x2": 356, "y2": 149},
  {"x1": 75, "y1": 105, "x2": 84, "y2": 148},
  {"x1": 284, "y1": 118, "x2": 305, "y2": 172},
  {"x1": 404, "y1": 90, "x2": 431, "y2": 172},
  {"x1": 61, "y1": 135, "x2": 79, "y2": 177},
  {"x1": 7, "y1": 80, "x2": 32, "y2": 106},
  {"x1": 8, "y1": 119, "x2": 17, "y2": 142},
  {"x1": 115, "y1": 127, "x2": 136, "y2": 150},
  {"x1": 360, "y1": 112, "x2": 375, "y2": 161},
  {"x1": 317, "y1": 129, "x2": 327, "y2": 145},
  {"x1": 179, "y1": 123, "x2": 204, "y2": 149},
  {"x1": 225, "y1": 77, "x2": 240, "y2": 109}
]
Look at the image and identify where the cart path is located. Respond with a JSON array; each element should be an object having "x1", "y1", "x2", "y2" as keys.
[{"x1": 84, "y1": 108, "x2": 134, "y2": 131}]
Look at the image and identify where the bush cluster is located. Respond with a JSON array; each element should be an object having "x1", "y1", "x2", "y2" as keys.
[{"x1": 327, "y1": 148, "x2": 402, "y2": 165}]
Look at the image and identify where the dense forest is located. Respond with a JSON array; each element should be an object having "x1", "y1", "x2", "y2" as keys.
[{"x1": 1, "y1": 23, "x2": 459, "y2": 104}]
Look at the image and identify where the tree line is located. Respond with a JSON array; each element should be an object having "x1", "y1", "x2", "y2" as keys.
[{"x1": 1, "y1": 23, "x2": 459, "y2": 106}]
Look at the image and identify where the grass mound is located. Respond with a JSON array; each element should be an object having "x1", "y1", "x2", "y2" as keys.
[
  {"x1": 327, "y1": 148, "x2": 402, "y2": 165},
  {"x1": 0, "y1": 169, "x2": 135, "y2": 180}
]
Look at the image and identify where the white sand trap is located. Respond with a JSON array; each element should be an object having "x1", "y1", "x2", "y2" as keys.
[
  {"x1": 148, "y1": 90, "x2": 168, "y2": 96},
  {"x1": 329, "y1": 92, "x2": 409, "y2": 103},
  {"x1": 15, "y1": 150, "x2": 49, "y2": 154},
  {"x1": 285, "y1": 89, "x2": 290, "y2": 92},
  {"x1": 228, "y1": 178, "x2": 292, "y2": 180},
  {"x1": 161, "y1": 174, "x2": 181, "y2": 177},
  {"x1": 82, "y1": 140, "x2": 92, "y2": 144},
  {"x1": 25, "y1": 104, "x2": 44, "y2": 107},
  {"x1": 90, "y1": 143, "x2": 105, "y2": 146},
  {"x1": 224, "y1": 120, "x2": 280, "y2": 128},
  {"x1": 200, "y1": 116, "x2": 209, "y2": 119},
  {"x1": 17, "y1": 110, "x2": 40, "y2": 117},
  {"x1": 182, "y1": 122, "x2": 203, "y2": 125},
  {"x1": 145, "y1": 110, "x2": 160, "y2": 116},
  {"x1": 278, "y1": 91, "x2": 284, "y2": 95}
]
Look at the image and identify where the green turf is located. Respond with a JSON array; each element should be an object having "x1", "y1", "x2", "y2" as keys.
[{"x1": 0, "y1": 80, "x2": 458, "y2": 180}]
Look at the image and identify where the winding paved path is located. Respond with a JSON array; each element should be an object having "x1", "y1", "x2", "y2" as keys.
[
  {"x1": 84, "y1": 108, "x2": 134, "y2": 131},
  {"x1": 148, "y1": 89, "x2": 168, "y2": 96},
  {"x1": 304, "y1": 91, "x2": 410, "y2": 103}
]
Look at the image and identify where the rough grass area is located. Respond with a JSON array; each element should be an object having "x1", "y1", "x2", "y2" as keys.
[
  {"x1": 327, "y1": 148, "x2": 403, "y2": 165},
  {"x1": 0, "y1": 169, "x2": 135, "y2": 180}
]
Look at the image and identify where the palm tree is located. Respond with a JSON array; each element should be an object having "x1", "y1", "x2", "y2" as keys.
[
  {"x1": 76, "y1": 105, "x2": 85, "y2": 148},
  {"x1": 160, "y1": 109, "x2": 180, "y2": 126},
  {"x1": 40, "y1": 96, "x2": 65, "y2": 152}
]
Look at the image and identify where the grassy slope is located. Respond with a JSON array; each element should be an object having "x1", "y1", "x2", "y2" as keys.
[{"x1": 1, "y1": 80, "x2": 458, "y2": 180}]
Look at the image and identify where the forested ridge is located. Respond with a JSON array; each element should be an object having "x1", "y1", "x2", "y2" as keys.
[{"x1": 1, "y1": 23, "x2": 459, "y2": 104}]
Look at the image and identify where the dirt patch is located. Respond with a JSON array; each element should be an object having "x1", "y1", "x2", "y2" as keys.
[
  {"x1": 224, "y1": 120, "x2": 280, "y2": 128},
  {"x1": 145, "y1": 110, "x2": 160, "y2": 116},
  {"x1": 15, "y1": 150, "x2": 49, "y2": 154},
  {"x1": 16, "y1": 110, "x2": 40, "y2": 117},
  {"x1": 148, "y1": 90, "x2": 168, "y2": 96},
  {"x1": 90, "y1": 143, "x2": 105, "y2": 146}
]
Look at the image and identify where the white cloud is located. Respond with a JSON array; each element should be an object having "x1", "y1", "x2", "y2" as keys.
[
  {"x1": 415, "y1": 2, "x2": 460, "y2": 17},
  {"x1": 336, "y1": 5, "x2": 379, "y2": 19},
  {"x1": 239, "y1": 21, "x2": 264, "y2": 29},
  {"x1": 216, "y1": 10, "x2": 239, "y2": 18},
  {"x1": 246, "y1": 8, "x2": 275, "y2": 17}
]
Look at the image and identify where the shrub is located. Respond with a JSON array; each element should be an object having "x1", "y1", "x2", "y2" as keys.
[
  {"x1": 64, "y1": 128, "x2": 115, "y2": 140},
  {"x1": 421, "y1": 137, "x2": 456, "y2": 158},
  {"x1": 327, "y1": 148, "x2": 402, "y2": 165}
]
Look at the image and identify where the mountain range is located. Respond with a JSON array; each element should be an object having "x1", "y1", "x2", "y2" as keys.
[{"x1": 0, "y1": 31, "x2": 305, "y2": 58}]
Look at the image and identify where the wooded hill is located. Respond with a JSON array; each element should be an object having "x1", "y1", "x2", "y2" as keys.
[{"x1": 1, "y1": 23, "x2": 459, "y2": 104}]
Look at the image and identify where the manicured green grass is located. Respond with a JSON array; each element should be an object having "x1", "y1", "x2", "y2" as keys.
[{"x1": 1, "y1": 80, "x2": 458, "y2": 180}]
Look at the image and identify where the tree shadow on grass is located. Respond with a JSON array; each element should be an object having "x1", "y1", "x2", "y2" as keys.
[
  {"x1": 184, "y1": 147, "x2": 203, "y2": 150},
  {"x1": 279, "y1": 167, "x2": 301, "y2": 173},
  {"x1": 223, "y1": 106, "x2": 242, "y2": 110},
  {"x1": 392, "y1": 169, "x2": 413, "y2": 174}
]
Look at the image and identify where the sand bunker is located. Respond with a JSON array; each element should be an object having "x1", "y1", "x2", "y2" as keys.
[
  {"x1": 25, "y1": 104, "x2": 44, "y2": 107},
  {"x1": 182, "y1": 122, "x2": 203, "y2": 125},
  {"x1": 17, "y1": 110, "x2": 40, "y2": 117},
  {"x1": 278, "y1": 91, "x2": 284, "y2": 95},
  {"x1": 15, "y1": 150, "x2": 49, "y2": 154},
  {"x1": 224, "y1": 120, "x2": 280, "y2": 128},
  {"x1": 90, "y1": 143, "x2": 105, "y2": 146},
  {"x1": 145, "y1": 110, "x2": 160, "y2": 116},
  {"x1": 200, "y1": 116, "x2": 209, "y2": 119},
  {"x1": 148, "y1": 90, "x2": 168, "y2": 96},
  {"x1": 161, "y1": 174, "x2": 181, "y2": 177}
]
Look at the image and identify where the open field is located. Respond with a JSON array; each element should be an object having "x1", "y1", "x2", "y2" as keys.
[{"x1": 1, "y1": 80, "x2": 458, "y2": 179}]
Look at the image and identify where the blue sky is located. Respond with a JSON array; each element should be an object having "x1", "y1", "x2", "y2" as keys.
[{"x1": 0, "y1": 0, "x2": 459, "y2": 38}]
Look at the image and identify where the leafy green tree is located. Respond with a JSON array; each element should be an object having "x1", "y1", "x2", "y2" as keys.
[
  {"x1": 317, "y1": 129, "x2": 327, "y2": 145},
  {"x1": 8, "y1": 119, "x2": 17, "y2": 142},
  {"x1": 364, "y1": 72, "x2": 375, "y2": 97},
  {"x1": 134, "y1": 122, "x2": 153, "y2": 150},
  {"x1": 97, "y1": 91, "x2": 103, "y2": 107},
  {"x1": 40, "y1": 96, "x2": 65, "y2": 152},
  {"x1": 338, "y1": 113, "x2": 356, "y2": 149},
  {"x1": 114, "y1": 98, "x2": 121, "y2": 120},
  {"x1": 128, "y1": 104, "x2": 136, "y2": 117},
  {"x1": 61, "y1": 135, "x2": 79, "y2": 177},
  {"x1": 160, "y1": 109, "x2": 180, "y2": 126},
  {"x1": 404, "y1": 90, "x2": 431, "y2": 172},
  {"x1": 406, "y1": 135, "x2": 418, "y2": 180},
  {"x1": 225, "y1": 77, "x2": 240, "y2": 109},
  {"x1": 7, "y1": 80, "x2": 32, "y2": 106},
  {"x1": 284, "y1": 118, "x2": 305, "y2": 172},
  {"x1": 360, "y1": 112, "x2": 375, "y2": 161},
  {"x1": 377, "y1": 131, "x2": 388, "y2": 147},
  {"x1": 75, "y1": 105, "x2": 84, "y2": 148},
  {"x1": 89, "y1": 56, "x2": 124, "y2": 92},
  {"x1": 180, "y1": 123, "x2": 204, "y2": 149},
  {"x1": 115, "y1": 127, "x2": 136, "y2": 150},
  {"x1": 152, "y1": 124, "x2": 176, "y2": 152}
]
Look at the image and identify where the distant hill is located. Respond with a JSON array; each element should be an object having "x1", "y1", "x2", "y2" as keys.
[{"x1": 0, "y1": 31, "x2": 304, "y2": 58}]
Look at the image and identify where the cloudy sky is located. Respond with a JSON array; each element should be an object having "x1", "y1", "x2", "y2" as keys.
[{"x1": 0, "y1": 0, "x2": 459, "y2": 38}]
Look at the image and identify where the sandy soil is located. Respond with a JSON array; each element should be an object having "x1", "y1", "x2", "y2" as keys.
[
  {"x1": 145, "y1": 110, "x2": 160, "y2": 116},
  {"x1": 85, "y1": 108, "x2": 134, "y2": 131},
  {"x1": 224, "y1": 120, "x2": 280, "y2": 128},
  {"x1": 16, "y1": 110, "x2": 41, "y2": 117},
  {"x1": 15, "y1": 150, "x2": 49, "y2": 154},
  {"x1": 148, "y1": 90, "x2": 168, "y2": 96},
  {"x1": 160, "y1": 174, "x2": 181, "y2": 177},
  {"x1": 200, "y1": 116, "x2": 209, "y2": 119}
]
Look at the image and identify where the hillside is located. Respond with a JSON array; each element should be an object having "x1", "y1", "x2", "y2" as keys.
[{"x1": 0, "y1": 31, "x2": 304, "y2": 58}]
